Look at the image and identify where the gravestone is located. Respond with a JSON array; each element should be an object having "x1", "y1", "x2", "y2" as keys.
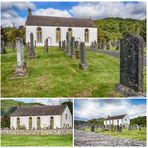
[
  {"x1": 101, "y1": 39, "x2": 105, "y2": 50},
  {"x1": 13, "y1": 37, "x2": 27, "y2": 77},
  {"x1": 66, "y1": 32, "x2": 71, "y2": 55},
  {"x1": 106, "y1": 42, "x2": 110, "y2": 50},
  {"x1": 70, "y1": 36, "x2": 75, "y2": 58},
  {"x1": 28, "y1": 33, "x2": 36, "y2": 58},
  {"x1": 117, "y1": 33, "x2": 144, "y2": 96},
  {"x1": 45, "y1": 38, "x2": 48, "y2": 53},
  {"x1": 75, "y1": 41, "x2": 79, "y2": 49},
  {"x1": 63, "y1": 40, "x2": 66, "y2": 52},
  {"x1": 91, "y1": 125, "x2": 95, "y2": 132},
  {"x1": 116, "y1": 40, "x2": 120, "y2": 50},
  {"x1": 1, "y1": 35, "x2": 7, "y2": 54},
  {"x1": 59, "y1": 41, "x2": 61, "y2": 50},
  {"x1": 79, "y1": 42, "x2": 88, "y2": 70}
]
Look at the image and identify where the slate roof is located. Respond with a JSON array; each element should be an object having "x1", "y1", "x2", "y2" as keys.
[
  {"x1": 26, "y1": 15, "x2": 96, "y2": 28},
  {"x1": 105, "y1": 114, "x2": 127, "y2": 120},
  {"x1": 11, "y1": 105, "x2": 67, "y2": 116}
]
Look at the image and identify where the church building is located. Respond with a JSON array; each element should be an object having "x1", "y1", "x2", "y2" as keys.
[
  {"x1": 104, "y1": 114, "x2": 130, "y2": 127},
  {"x1": 25, "y1": 9, "x2": 97, "y2": 46},
  {"x1": 10, "y1": 104, "x2": 72, "y2": 129}
]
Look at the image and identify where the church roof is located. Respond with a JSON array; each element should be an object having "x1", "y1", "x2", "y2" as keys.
[
  {"x1": 105, "y1": 114, "x2": 127, "y2": 120},
  {"x1": 26, "y1": 15, "x2": 96, "y2": 28},
  {"x1": 11, "y1": 105, "x2": 67, "y2": 116}
]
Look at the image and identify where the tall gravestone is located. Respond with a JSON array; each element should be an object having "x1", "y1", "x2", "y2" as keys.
[
  {"x1": 28, "y1": 33, "x2": 36, "y2": 58},
  {"x1": 45, "y1": 38, "x2": 48, "y2": 53},
  {"x1": 70, "y1": 36, "x2": 75, "y2": 58},
  {"x1": 14, "y1": 37, "x2": 27, "y2": 77},
  {"x1": 118, "y1": 33, "x2": 144, "y2": 95},
  {"x1": 66, "y1": 32, "x2": 71, "y2": 55},
  {"x1": 1, "y1": 35, "x2": 7, "y2": 54},
  {"x1": 79, "y1": 42, "x2": 88, "y2": 70},
  {"x1": 116, "y1": 40, "x2": 120, "y2": 50},
  {"x1": 106, "y1": 42, "x2": 110, "y2": 50},
  {"x1": 63, "y1": 40, "x2": 66, "y2": 52}
]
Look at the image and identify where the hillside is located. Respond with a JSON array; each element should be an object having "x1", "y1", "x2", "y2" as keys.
[
  {"x1": 94, "y1": 17, "x2": 146, "y2": 45},
  {"x1": 1, "y1": 99, "x2": 44, "y2": 116}
]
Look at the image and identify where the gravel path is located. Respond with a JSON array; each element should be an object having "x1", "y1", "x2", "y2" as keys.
[
  {"x1": 74, "y1": 130, "x2": 146, "y2": 147},
  {"x1": 93, "y1": 50, "x2": 146, "y2": 66}
]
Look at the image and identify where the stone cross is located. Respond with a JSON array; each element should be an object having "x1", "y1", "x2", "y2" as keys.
[
  {"x1": 66, "y1": 32, "x2": 71, "y2": 55},
  {"x1": 28, "y1": 33, "x2": 36, "y2": 58},
  {"x1": 70, "y1": 36, "x2": 75, "y2": 58},
  {"x1": 1, "y1": 35, "x2": 7, "y2": 54},
  {"x1": 119, "y1": 33, "x2": 144, "y2": 93},
  {"x1": 79, "y1": 42, "x2": 88, "y2": 70}
]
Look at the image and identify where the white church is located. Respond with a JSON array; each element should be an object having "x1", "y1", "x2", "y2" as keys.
[
  {"x1": 104, "y1": 114, "x2": 130, "y2": 127},
  {"x1": 10, "y1": 104, "x2": 72, "y2": 129},
  {"x1": 25, "y1": 9, "x2": 97, "y2": 47}
]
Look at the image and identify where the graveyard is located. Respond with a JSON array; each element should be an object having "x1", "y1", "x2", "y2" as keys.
[
  {"x1": 1, "y1": 135, "x2": 72, "y2": 146},
  {"x1": 1, "y1": 39, "x2": 146, "y2": 97}
]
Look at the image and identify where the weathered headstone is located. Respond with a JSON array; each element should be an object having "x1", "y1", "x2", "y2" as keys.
[
  {"x1": 59, "y1": 41, "x2": 61, "y2": 50},
  {"x1": 75, "y1": 41, "x2": 79, "y2": 49},
  {"x1": 66, "y1": 32, "x2": 71, "y2": 55},
  {"x1": 1, "y1": 35, "x2": 7, "y2": 54},
  {"x1": 70, "y1": 36, "x2": 75, "y2": 58},
  {"x1": 28, "y1": 33, "x2": 36, "y2": 58},
  {"x1": 34, "y1": 40, "x2": 36, "y2": 47},
  {"x1": 118, "y1": 34, "x2": 144, "y2": 96},
  {"x1": 106, "y1": 42, "x2": 110, "y2": 50},
  {"x1": 45, "y1": 38, "x2": 48, "y2": 53},
  {"x1": 13, "y1": 37, "x2": 27, "y2": 77},
  {"x1": 79, "y1": 42, "x2": 88, "y2": 70}
]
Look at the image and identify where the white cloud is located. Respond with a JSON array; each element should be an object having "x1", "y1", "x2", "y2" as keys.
[
  {"x1": 32, "y1": 99, "x2": 70, "y2": 106},
  {"x1": 1, "y1": 2, "x2": 36, "y2": 10},
  {"x1": 33, "y1": 8, "x2": 71, "y2": 17},
  {"x1": 70, "y1": 2, "x2": 146, "y2": 20},
  {"x1": 75, "y1": 99, "x2": 146, "y2": 121}
]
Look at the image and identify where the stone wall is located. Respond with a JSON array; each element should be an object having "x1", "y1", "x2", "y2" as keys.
[{"x1": 1, "y1": 129, "x2": 72, "y2": 135}]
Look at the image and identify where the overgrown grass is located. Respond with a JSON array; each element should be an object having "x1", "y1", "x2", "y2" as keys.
[
  {"x1": 1, "y1": 47, "x2": 146, "y2": 97},
  {"x1": 1, "y1": 135, "x2": 72, "y2": 146},
  {"x1": 83, "y1": 127, "x2": 146, "y2": 141}
]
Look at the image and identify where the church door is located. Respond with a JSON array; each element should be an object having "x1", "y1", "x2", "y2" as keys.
[{"x1": 50, "y1": 117, "x2": 54, "y2": 129}]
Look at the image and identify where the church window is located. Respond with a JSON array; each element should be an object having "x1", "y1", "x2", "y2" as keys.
[
  {"x1": 84, "y1": 29, "x2": 89, "y2": 43},
  {"x1": 37, "y1": 27, "x2": 42, "y2": 42},
  {"x1": 56, "y1": 28, "x2": 61, "y2": 43}
]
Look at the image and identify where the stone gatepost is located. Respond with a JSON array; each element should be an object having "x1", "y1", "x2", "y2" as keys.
[
  {"x1": 117, "y1": 33, "x2": 144, "y2": 96},
  {"x1": 28, "y1": 33, "x2": 36, "y2": 58},
  {"x1": 14, "y1": 37, "x2": 27, "y2": 77},
  {"x1": 66, "y1": 32, "x2": 71, "y2": 55},
  {"x1": 79, "y1": 42, "x2": 88, "y2": 70},
  {"x1": 70, "y1": 36, "x2": 75, "y2": 58},
  {"x1": 1, "y1": 35, "x2": 7, "y2": 54}
]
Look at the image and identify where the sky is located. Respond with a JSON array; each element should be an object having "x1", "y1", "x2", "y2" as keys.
[
  {"x1": 12, "y1": 98, "x2": 71, "y2": 105},
  {"x1": 1, "y1": 1, "x2": 146, "y2": 27},
  {"x1": 74, "y1": 99, "x2": 146, "y2": 120}
]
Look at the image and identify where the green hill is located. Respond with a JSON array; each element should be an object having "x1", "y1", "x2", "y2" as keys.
[
  {"x1": 94, "y1": 17, "x2": 146, "y2": 45},
  {"x1": 1, "y1": 99, "x2": 44, "y2": 116}
]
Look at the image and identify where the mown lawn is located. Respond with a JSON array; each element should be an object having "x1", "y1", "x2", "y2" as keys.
[
  {"x1": 1, "y1": 47, "x2": 146, "y2": 97},
  {"x1": 83, "y1": 127, "x2": 146, "y2": 141},
  {"x1": 1, "y1": 135, "x2": 72, "y2": 146}
]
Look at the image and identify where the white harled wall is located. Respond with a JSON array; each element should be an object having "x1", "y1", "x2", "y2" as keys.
[{"x1": 26, "y1": 26, "x2": 97, "y2": 46}]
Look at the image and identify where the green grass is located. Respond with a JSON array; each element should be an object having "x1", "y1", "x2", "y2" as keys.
[
  {"x1": 99, "y1": 128, "x2": 146, "y2": 141},
  {"x1": 1, "y1": 47, "x2": 146, "y2": 97},
  {"x1": 1, "y1": 135, "x2": 72, "y2": 146}
]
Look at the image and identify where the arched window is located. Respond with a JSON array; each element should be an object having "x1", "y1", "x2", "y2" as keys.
[
  {"x1": 68, "y1": 28, "x2": 72, "y2": 39},
  {"x1": 56, "y1": 28, "x2": 61, "y2": 43},
  {"x1": 37, "y1": 117, "x2": 40, "y2": 129},
  {"x1": 29, "y1": 117, "x2": 32, "y2": 129},
  {"x1": 17, "y1": 117, "x2": 20, "y2": 129},
  {"x1": 65, "y1": 114, "x2": 68, "y2": 120},
  {"x1": 50, "y1": 117, "x2": 54, "y2": 129},
  {"x1": 84, "y1": 29, "x2": 89, "y2": 43},
  {"x1": 37, "y1": 27, "x2": 42, "y2": 42}
]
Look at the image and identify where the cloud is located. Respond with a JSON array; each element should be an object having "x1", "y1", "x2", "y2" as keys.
[
  {"x1": 70, "y1": 2, "x2": 146, "y2": 20},
  {"x1": 74, "y1": 99, "x2": 146, "y2": 121},
  {"x1": 1, "y1": 9, "x2": 26, "y2": 27},
  {"x1": 1, "y1": 2, "x2": 36, "y2": 11},
  {"x1": 33, "y1": 8, "x2": 71, "y2": 17},
  {"x1": 32, "y1": 99, "x2": 71, "y2": 105}
]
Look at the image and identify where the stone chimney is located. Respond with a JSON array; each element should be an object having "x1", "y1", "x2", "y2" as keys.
[{"x1": 28, "y1": 8, "x2": 32, "y2": 16}]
